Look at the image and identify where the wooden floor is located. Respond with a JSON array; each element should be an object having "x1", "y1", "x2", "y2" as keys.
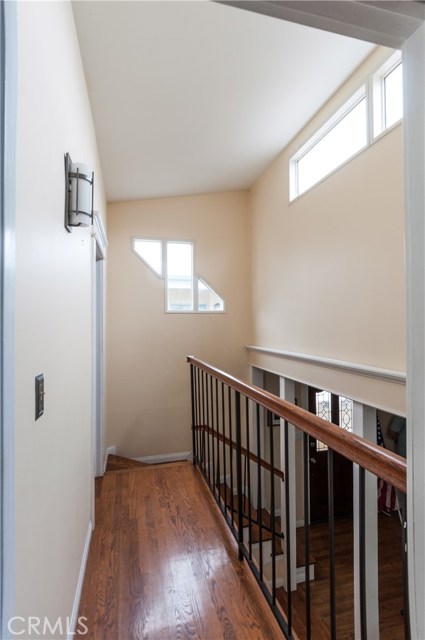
[
  {"x1": 277, "y1": 513, "x2": 404, "y2": 640},
  {"x1": 77, "y1": 462, "x2": 284, "y2": 639},
  {"x1": 105, "y1": 454, "x2": 147, "y2": 473}
]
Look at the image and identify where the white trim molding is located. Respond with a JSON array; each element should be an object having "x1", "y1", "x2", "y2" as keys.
[
  {"x1": 246, "y1": 345, "x2": 406, "y2": 385},
  {"x1": 92, "y1": 211, "x2": 108, "y2": 258},
  {"x1": 135, "y1": 451, "x2": 192, "y2": 465},
  {"x1": 67, "y1": 521, "x2": 93, "y2": 640}
]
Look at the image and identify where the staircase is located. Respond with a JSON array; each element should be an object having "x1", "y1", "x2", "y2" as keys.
[
  {"x1": 219, "y1": 481, "x2": 315, "y2": 590},
  {"x1": 105, "y1": 454, "x2": 147, "y2": 473}
]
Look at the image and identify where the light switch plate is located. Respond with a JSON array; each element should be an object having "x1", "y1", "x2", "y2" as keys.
[{"x1": 35, "y1": 374, "x2": 44, "y2": 420}]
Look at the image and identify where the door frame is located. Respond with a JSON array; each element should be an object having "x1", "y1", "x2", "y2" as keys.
[
  {"x1": 91, "y1": 212, "x2": 107, "y2": 526},
  {"x1": 1, "y1": 1, "x2": 17, "y2": 636}
]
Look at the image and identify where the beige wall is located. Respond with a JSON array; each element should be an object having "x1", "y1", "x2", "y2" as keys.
[
  {"x1": 15, "y1": 1, "x2": 105, "y2": 634},
  {"x1": 250, "y1": 48, "x2": 406, "y2": 414},
  {"x1": 106, "y1": 192, "x2": 251, "y2": 457}
]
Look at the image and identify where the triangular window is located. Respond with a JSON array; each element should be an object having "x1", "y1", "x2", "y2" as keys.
[
  {"x1": 133, "y1": 238, "x2": 162, "y2": 277},
  {"x1": 197, "y1": 277, "x2": 224, "y2": 312}
]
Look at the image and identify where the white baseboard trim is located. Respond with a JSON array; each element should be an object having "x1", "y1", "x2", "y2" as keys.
[
  {"x1": 296, "y1": 563, "x2": 315, "y2": 583},
  {"x1": 296, "y1": 519, "x2": 305, "y2": 528},
  {"x1": 68, "y1": 520, "x2": 93, "y2": 640},
  {"x1": 135, "y1": 451, "x2": 192, "y2": 465}
]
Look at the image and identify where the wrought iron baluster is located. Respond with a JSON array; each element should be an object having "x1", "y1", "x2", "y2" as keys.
[
  {"x1": 215, "y1": 378, "x2": 221, "y2": 499},
  {"x1": 303, "y1": 432, "x2": 311, "y2": 640},
  {"x1": 201, "y1": 370, "x2": 206, "y2": 475},
  {"x1": 284, "y1": 419, "x2": 292, "y2": 635},
  {"x1": 257, "y1": 404, "x2": 263, "y2": 580},
  {"x1": 228, "y1": 387, "x2": 234, "y2": 527},
  {"x1": 235, "y1": 391, "x2": 243, "y2": 560},
  {"x1": 359, "y1": 466, "x2": 367, "y2": 640},
  {"x1": 246, "y1": 397, "x2": 252, "y2": 560},
  {"x1": 210, "y1": 374, "x2": 215, "y2": 492},
  {"x1": 269, "y1": 410, "x2": 276, "y2": 605},
  {"x1": 328, "y1": 448, "x2": 336, "y2": 640},
  {"x1": 222, "y1": 383, "x2": 227, "y2": 515}
]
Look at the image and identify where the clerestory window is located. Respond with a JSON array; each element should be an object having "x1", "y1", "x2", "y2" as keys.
[
  {"x1": 290, "y1": 51, "x2": 403, "y2": 201},
  {"x1": 132, "y1": 238, "x2": 225, "y2": 313}
]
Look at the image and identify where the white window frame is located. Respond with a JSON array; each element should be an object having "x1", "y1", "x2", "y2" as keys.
[
  {"x1": 290, "y1": 86, "x2": 367, "y2": 201},
  {"x1": 290, "y1": 51, "x2": 403, "y2": 202},
  {"x1": 372, "y1": 50, "x2": 403, "y2": 138},
  {"x1": 131, "y1": 237, "x2": 226, "y2": 314}
]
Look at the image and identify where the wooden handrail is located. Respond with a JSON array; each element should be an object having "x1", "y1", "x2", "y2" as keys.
[{"x1": 188, "y1": 356, "x2": 407, "y2": 493}]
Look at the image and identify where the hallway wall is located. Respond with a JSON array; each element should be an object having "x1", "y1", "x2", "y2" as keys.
[
  {"x1": 106, "y1": 191, "x2": 251, "y2": 457},
  {"x1": 250, "y1": 47, "x2": 406, "y2": 414},
  {"x1": 14, "y1": 1, "x2": 106, "y2": 633}
]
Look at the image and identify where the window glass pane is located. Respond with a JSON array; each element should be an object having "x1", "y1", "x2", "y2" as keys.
[
  {"x1": 339, "y1": 396, "x2": 353, "y2": 433},
  {"x1": 166, "y1": 242, "x2": 193, "y2": 311},
  {"x1": 197, "y1": 277, "x2": 224, "y2": 311},
  {"x1": 315, "y1": 391, "x2": 331, "y2": 451},
  {"x1": 133, "y1": 239, "x2": 162, "y2": 276},
  {"x1": 297, "y1": 97, "x2": 367, "y2": 195},
  {"x1": 384, "y1": 63, "x2": 403, "y2": 129}
]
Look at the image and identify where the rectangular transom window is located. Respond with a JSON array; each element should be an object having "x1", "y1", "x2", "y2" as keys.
[
  {"x1": 132, "y1": 237, "x2": 225, "y2": 313},
  {"x1": 290, "y1": 88, "x2": 367, "y2": 200},
  {"x1": 166, "y1": 241, "x2": 193, "y2": 311},
  {"x1": 373, "y1": 52, "x2": 403, "y2": 137},
  {"x1": 290, "y1": 51, "x2": 404, "y2": 201}
]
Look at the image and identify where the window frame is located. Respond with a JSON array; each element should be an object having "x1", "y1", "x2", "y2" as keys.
[
  {"x1": 372, "y1": 50, "x2": 403, "y2": 139},
  {"x1": 290, "y1": 86, "x2": 367, "y2": 201},
  {"x1": 290, "y1": 51, "x2": 403, "y2": 202},
  {"x1": 131, "y1": 236, "x2": 226, "y2": 314}
]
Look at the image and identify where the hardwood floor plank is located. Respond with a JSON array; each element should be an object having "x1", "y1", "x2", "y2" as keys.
[{"x1": 78, "y1": 462, "x2": 284, "y2": 639}]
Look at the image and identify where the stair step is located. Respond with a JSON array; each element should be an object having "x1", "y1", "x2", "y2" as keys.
[{"x1": 106, "y1": 454, "x2": 148, "y2": 473}]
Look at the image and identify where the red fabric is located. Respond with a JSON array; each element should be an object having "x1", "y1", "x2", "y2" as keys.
[{"x1": 378, "y1": 477, "x2": 398, "y2": 513}]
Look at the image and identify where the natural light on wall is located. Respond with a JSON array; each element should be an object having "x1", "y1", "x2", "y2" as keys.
[
  {"x1": 132, "y1": 238, "x2": 225, "y2": 313},
  {"x1": 290, "y1": 51, "x2": 403, "y2": 201}
]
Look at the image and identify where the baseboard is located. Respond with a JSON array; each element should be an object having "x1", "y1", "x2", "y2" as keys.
[
  {"x1": 296, "y1": 563, "x2": 315, "y2": 583},
  {"x1": 135, "y1": 451, "x2": 192, "y2": 465},
  {"x1": 68, "y1": 520, "x2": 93, "y2": 640},
  {"x1": 296, "y1": 519, "x2": 305, "y2": 528}
]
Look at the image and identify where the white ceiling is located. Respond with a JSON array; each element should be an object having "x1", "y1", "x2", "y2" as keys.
[{"x1": 72, "y1": 1, "x2": 376, "y2": 203}]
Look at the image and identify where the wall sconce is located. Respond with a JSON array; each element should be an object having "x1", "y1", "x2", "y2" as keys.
[{"x1": 64, "y1": 152, "x2": 94, "y2": 232}]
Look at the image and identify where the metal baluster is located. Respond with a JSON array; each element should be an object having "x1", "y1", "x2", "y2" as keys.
[
  {"x1": 201, "y1": 370, "x2": 206, "y2": 475},
  {"x1": 284, "y1": 419, "x2": 292, "y2": 635},
  {"x1": 328, "y1": 448, "x2": 336, "y2": 640},
  {"x1": 257, "y1": 404, "x2": 263, "y2": 580},
  {"x1": 216, "y1": 378, "x2": 221, "y2": 501},
  {"x1": 190, "y1": 364, "x2": 196, "y2": 465},
  {"x1": 228, "y1": 387, "x2": 234, "y2": 527},
  {"x1": 206, "y1": 373, "x2": 211, "y2": 487},
  {"x1": 222, "y1": 383, "x2": 227, "y2": 515},
  {"x1": 210, "y1": 374, "x2": 215, "y2": 493},
  {"x1": 303, "y1": 432, "x2": 311, "y2": 640},
  {"x1": 246, "y1": 397, "x2": 252, "y2": 560},
  {"x1": 269, "y1": 410, "x2": 276, "y2": 605},
  {"x1": 359, "y1": 466, "x2": 367, "y2": 640},
  {"x1": 196, "y1": 368, "x2": 201, "y2": 468},
  {"x1": 235, "y1": 391, "x2": 244, "y2": 560}
]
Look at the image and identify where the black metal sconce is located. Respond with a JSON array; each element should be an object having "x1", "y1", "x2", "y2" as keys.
[{"x1": 64, "y1": 152, "x2": 94, "y2": 232}]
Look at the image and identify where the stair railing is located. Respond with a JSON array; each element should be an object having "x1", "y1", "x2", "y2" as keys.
[{"x1": 188, "y1": 356, "x2": 408, "y2": 640}]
